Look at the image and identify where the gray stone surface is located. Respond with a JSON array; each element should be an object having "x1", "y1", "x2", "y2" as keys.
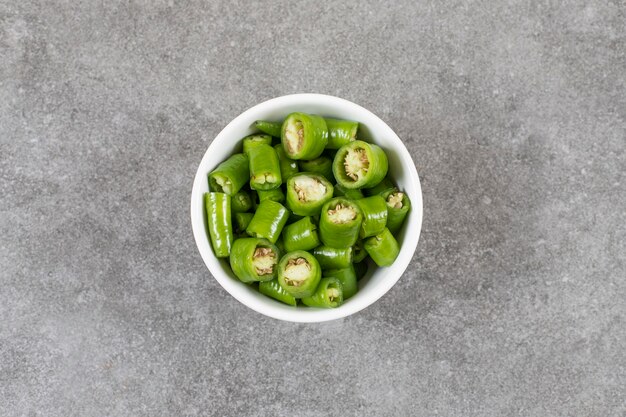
[{"x1": 1, "y1": 0, "x2": 624, "y2": 415}]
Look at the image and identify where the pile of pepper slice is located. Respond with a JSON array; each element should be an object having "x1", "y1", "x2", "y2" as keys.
[{"x1": 204, "y1": 112, "x2": 411, "y2": 308}]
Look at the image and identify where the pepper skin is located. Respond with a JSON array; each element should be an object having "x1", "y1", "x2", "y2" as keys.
[
  {"x1": 318, "y1": 197, "x2": 363, "y2": 248},
  {"x1": 204, "y1": 192, "x2": 233, "y2": 258},
  {"x1": 312, "y1": 245, "x2": 353, "y2": 270},
  {"x1": 355, "y1": 195, "x2": 388, "y2": 238},
  {"x1": 286, "y1": 173, "x2": 334, "y2": 216},
  {"x1": 234, "y1": 212, "x2": 254, "y2": 233},
  {"x1": 364, "y1": 228, "x2": 399, "y2": 267},
  {"x1": 277, "y1": 251, "x2": 322, "y2": 298},
  {"x1": 208, "y1": 153, "x2": 250, "y2": 195},
  {"x1": 364, "y1": 176, "x2": 395, "y2": 196},
  {"x1": 282, "y1": 216, "x2": 320, "y2": 252},
  {"x1": 298, "y1": 156, "x2": 333, "y2": 182},
  {"x1": 325, "y1": 265, "x2": 357, "y2": 299},
  {"x1": 332, "y1": 140, "x2": 388, "y2": 189},
  {"x1": 281, "y1": 112, "x2": 328, "y2": 160},
  {"x1": 352, "y1": 239, "x2": 368, "y2": 263},
  {"x1": 324, "y1": 118, "x2": 359, "y2": 149},
  {"x1": 230, "y1": 238, "x2": 280, "y2": 283},
  {"x1": 255, "y1": 120, "x2": 283, "y2": 137},
  {"x1": 231, "y1": 190, "x2": 253, "y2": 213},
  {"x1": 381, "y1": 189, "x2": 411, "y2": 234},
  {"x1": 245, "y1": 200, "x2": 290, "y2": 243},
  {"x1": 248, "y1": 144, "x2": 282, "y2": 191},
  {"x1": 258, "y1": 188, "x2": 285, "y2": 204},
  {"x1": 243, "y1": 134, "x2": 273, "y2": 155},
  {"x1": 333, "y1": 183, "x2": 364, "y2": 200},
  {"x1": 274, "y1": 144, "x2": 299, "y2": 181},
  {"x1": 259, "y1": 279, "x2": 297, "y2": 306},
  {"x1": 301, "y1": 277, "x2": 343, "y2": 308}
]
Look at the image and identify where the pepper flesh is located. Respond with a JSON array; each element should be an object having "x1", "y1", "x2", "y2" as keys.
[
  {"x1": 286, "y1": 173, "x2": 334, "y2": 216},
  {"x1": 205, "y1": 192, "x2": 233, "y2": 258},
  {"x1": 274, "y1": 144, "x2": 299, "y2": 181},
  {"x1": 381, "y1": 189, "x2": 411, "y2": 233},
  {"x1": 208, "y1": 153, "x2": 250, "y2": 195},
  {"x1": 319, "y1": 197, "x2": 363, "y2": 248},
  {"x1": 364, "y1": 228, "x2": 400, "y2": 267},
  {"x1": 243, "y1": 134, "x2": 273, "y2": 155},
  {"x1": 298, "y1": 156, "x2": 333, "y2": 182},
  {"x1": 231, "y1": 190, "x2": 253, "y2": 213},
  {"x1": 230, "y1": 238, "x2": 279, "y2": 283},
  {"x1": 277, "y1": 251, "x2": 321, "y2": 298},
  {"x1": 325, "y1": 265, "x2": 358, "y2": 299},
  {"x1": 324, "y1": 118, "x2": 359, "y2": 150},
  {"x1": 282, "y1": 216, "x2": 320, "y2": 252},
  {"x1": 259, "y1": 279, "x2": 297, "y2": 306},
  {"x1": 281, "y1": 112, "x2": 328, "y2": 160},
  {"x1": 254, "y1": 120, "x2": 283, "y2": 138},
  {"x1": 355, "y1": 195, "x2": 388, "y2": 239},
  {"x1": 245, "y1": 200, "x2": 290, "y2": 243},
  {"x1": 248, "y1": 144, "x2": 282, "y2": 190},
  {"x1": 332, "y1": 140, "x2": 388, "y2": 189},
  {"x1": 312, "y1": 245, "x2": 353, "y2": 270},
  {"x1": 302, "y1": 277, "x2": 344, "y2": 308}
]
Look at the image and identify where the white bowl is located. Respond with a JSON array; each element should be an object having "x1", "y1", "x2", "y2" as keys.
[{"x1": 191, "y1": 94, "x2": 423, "y2": 322}]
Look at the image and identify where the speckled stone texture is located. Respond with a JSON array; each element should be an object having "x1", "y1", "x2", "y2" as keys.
[{"x1": 1, "y1": 0, "x2": 624, "y2": 416}]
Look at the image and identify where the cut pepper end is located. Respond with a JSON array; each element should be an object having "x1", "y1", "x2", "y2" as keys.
[
  {"x1": 293, "y1": 176, "x2": 327, "y2": 202},
  {"x1": 343, "y1": 147, "x2": 369, "y2": 181},
  {"x1": 284, "y1": 118, "x2": 304, "y2": 154},
  {"x1": 252, "y1": 247, "x2": 277, "y2": 276},
  {"x1": 283, "y1": 257, "x2": 312, "y2": 287},
  {"x1": 327, "y1": 203, "x2": 357, "y2": 224},
  {"x1": 387, "y1": 191, "x2": 404, "y2": 209}
]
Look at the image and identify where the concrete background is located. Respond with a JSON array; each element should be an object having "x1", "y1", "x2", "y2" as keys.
[{"x1": 1, "y1": 0, "x2": 624, "y2": 416}]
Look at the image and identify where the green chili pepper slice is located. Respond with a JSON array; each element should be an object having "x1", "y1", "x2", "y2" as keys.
[
  {"x1": 286, "y1": 173, "x2": 334, "y2": 216},
  {"x1": 245, "y1": 200, "x2": 289, "y2": 243},
  {"x1": 319, "y1": 197, "x2": 363, "y2": 248},
  {"x1": 234, "y1": 212, "x2": 254, "y2": 233},
  {"x1": 324, "y1": 118, "x2": 359, "y2": 149},
  {"x1": 274, "y1": 144, "x2": 299, "y2": 181},
  {"x1": 381, "y1": 189, "x2": 411, "y2": 234},
  {"x1": 204, "y1": 192, "x2": 233, "y2": 258},
  {"x1": 230, "y1": 238, "x2": 280, "y2": 283},
  {"x1": 332, "y1": 140, "x2": 388, "y2": 189},
  {"x1": 301, "y1": 277, "x2": 343, "y2": 308},
  {"x1": 259, "y1": 279, "x2": 297, "y2": 306},
  {"x1": 298, "y1": 156, "x2": 333, "y2": 182},
  {"x1": 281, "y1": 112, "x2": 328, "y2": 160},
  {"x1": 248, "y1": 144, "x2": 282, "y2": 191},
  {"x1": 354, "y1": 261, "x2": 368, "y2": 281},
  {"x1": 282, "y1": 216, "x2": 320, "y2": 252},
  {"x1": 325, "y1": 265, "x2": 357, "y2": 299},
  {"x1": 312, "y1": 245, "x2": 353, "y2": 270},
  {"x1": 355, "y1": 195, "x2": 388, "y2": 238},
  {"x1": 255, "y1": 120, "x2": 283, "y2": 137},
  {"x1": 277, "y1": 251, "x2": 322, "y2": 298},
  {"x1": 243, "y1": 134, "x2": 273, "y2": 155},
  {"x1": 364, "y1": 176, "x2": 395, "y2": 196},
  {"x1": 231, "y1": 190, "x2": 253, "y2": 213},
  {"x1": 258, "y1": 188, "x2": 285, "y2": 204},
  {"x1": 364, "y1": 228, "x2": 399, "y2": 267},
  {"x1": 352, "y1": 239, "x2": 368, "y2": 263},
  {"x1": 208, "y1": 153, "x2": 249, "y2": 195},
  {"x1": 333, "y1": 183, "x2": 364, "y2": 200}
]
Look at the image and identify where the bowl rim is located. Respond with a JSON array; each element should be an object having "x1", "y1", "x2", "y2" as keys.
[{"x1": 190, "y1": 93, "x2": 423, "y2": 322}]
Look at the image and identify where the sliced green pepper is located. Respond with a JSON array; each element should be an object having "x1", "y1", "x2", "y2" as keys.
[
  {"x1": 282, "y1": 216, "x2": 320, "y2": 252},
  {"x1": 243, "y1": 134, "x2": 273, "y2": 155},
  {"x1": 229, "y1": 238, "x2": 280, "y2": 283},
  {"x1": 255, "y1": 120, "x2": 283, "y2": 137},
  {"x1": 302, "y1": 277, "x2": 343, "y2": 308},
  {"x1": 259, "y1": 279, "x2": 297, "y2": 306},
  {"x1": 325, "y1": 265, "x2": 357, "y2": 299},
  {"x1": 298, "y1": 156, "x2": 333, "y2": 182},
  {"x1": 352, "y1": 239, "x2": 368, "y2": 263},
  {"x1": 354, "y1": 261, "x2": 368, "y2": 281},
  {"x1": 333, "y1": 183, "x2": 364, "y2": 200},
  {"x1": 364, "y1": 176, "x2": 395, "y2": 196},
  {"x1": 258, "y1": 188, "x2": 285, "y2": 203},
  {"x1": 381, "y1": 189, "x2": 411, "y2": 234},
  {"x1": 248, "y1": 144, "x2": 282, "y2": 190},
  {"x1": 324, "y1": 118, "x2": 359, "y2": 149},
  {"x1": 204, "y1": 192, "x2": 233, "y2": 258},
  {"x1": 281, "y1": 112, "x2": 328, "y2": 160},
  {"x1": 277, "y1": 251, "x2": 321, "y2": 298},
  {"x1": 208, "y1": 153, "x2": 249, "y2": 195},
  {"x1": 364, "y1": 228, "x2": 399, "y2": 267},
  {"x1": 312, "y1": 245, "x2": 353, "y2": 270},
  {"x1": 286, "y1": 173, "x2": 334, "y2": 216},
  {"x1": 231, "y1": 190, "x2": 253, "y2": 213},
  {"x1": 234, "y1": 212, "x2": 254, "y2": 233},
  {"x1": 355, "y1": 196, "x2": 388, "y2": 238},
  {"x1": 274, "y1": 144, "x2": 299, "y2": 181},
  {"x1": 245, "y1": 200, "x2": 289, "y2": 243},
  {"x1": 318, "y1": 197, "x2": 363, "y2": 248},
  {"x1": 332, "y1": 140, "x2": 388, "y2": 189}
]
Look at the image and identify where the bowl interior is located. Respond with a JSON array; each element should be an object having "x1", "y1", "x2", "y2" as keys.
[{"x1": 191, "y1": 94, "x2": 422, "y2": 322}]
